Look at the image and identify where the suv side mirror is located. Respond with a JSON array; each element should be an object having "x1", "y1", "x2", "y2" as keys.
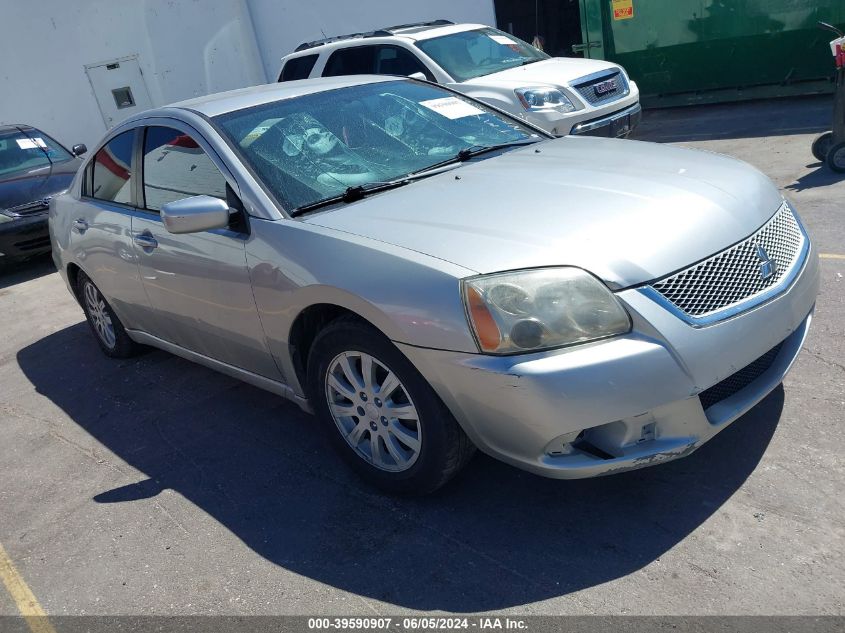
[
  {"x1": 161, "y1": 195, "x2": 230, "y2": 234},
  {"x1": 72, "y1": 144, "x2": 87, "y2": 157},
  {"x1": 408, "y1": 72, "x2": 427, "y2": 81}
]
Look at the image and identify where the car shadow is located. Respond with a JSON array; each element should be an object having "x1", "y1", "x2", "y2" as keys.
[
  {"x1": 17, "y1": 323, "x2": 784, "y2": 611},
  {"x1": 635, "y1": 95, "x2": 832, "y2": 144},
  {"x1": 785, "y1": 164, "x2": 844, "y2": 191},
  {"x1": 0, "y1": 254, "x2": 55, "y2": 290}
]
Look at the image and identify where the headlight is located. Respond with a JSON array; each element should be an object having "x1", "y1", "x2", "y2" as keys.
[
  {"x1": 515, "y1": 87, "x2": 576, "y2": 113},
  {"x1": 462, "y1": 267, "x2": 631, "y2": 354}
]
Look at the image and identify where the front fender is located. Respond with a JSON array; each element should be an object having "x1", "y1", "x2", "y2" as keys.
[{"x1": 246, "y1": 218, "x2": 480, "y2": 392}]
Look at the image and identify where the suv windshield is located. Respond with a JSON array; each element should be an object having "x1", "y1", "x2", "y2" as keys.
[
  {"x1": 214, "y1": 81, "x2": 541, "y2": 212},
  {"x1": 415, "y1": 27, "x2": 549, "y2": 82},
  {"x1": 0, "y1": 128, "x2": 73, "y2": 178}
]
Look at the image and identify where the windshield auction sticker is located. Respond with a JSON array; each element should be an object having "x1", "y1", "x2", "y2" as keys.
[
  {"x1": 612, "y1": 0, "x2": 634, "y2": 20},
  {"x1": 16, "y1": 138, "x2": 47, "y2": 150},
  {"x1": 419, "y1": 97, "x2": 484, "y2": 120}
]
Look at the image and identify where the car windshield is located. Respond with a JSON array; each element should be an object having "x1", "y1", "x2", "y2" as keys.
[
  {"x1": 214, "y1": 80, "x2": 541, "y2": 212},
  {"x1": 0, "y1": 128, "x2": 73, "y2": 178},
  {"x1": 415, "y1": 27, "x2": 549, "y2": 82}
]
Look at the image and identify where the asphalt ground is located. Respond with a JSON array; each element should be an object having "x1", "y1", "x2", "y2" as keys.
[{"x1": 0, "y1": 95, "x2": 843, "y2": 620}]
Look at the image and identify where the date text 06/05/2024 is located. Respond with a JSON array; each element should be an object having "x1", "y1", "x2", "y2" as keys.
[{"x1": 307, "y1": 617, "x2": 528, "y2": 630}]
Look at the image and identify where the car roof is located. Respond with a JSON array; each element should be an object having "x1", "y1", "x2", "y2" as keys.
[
  {"x1": 402, "y1": 22, "x2": 488, "y2": 41},
  {"x1": 288, "y1": 22, "x2": 488, "y2": 56},
  {"x1": 168, "y1": 75, "x2": 398, "y2": 118},
  {"x1": 0, "y1": 124, "x2": 37, "y2": 133}
]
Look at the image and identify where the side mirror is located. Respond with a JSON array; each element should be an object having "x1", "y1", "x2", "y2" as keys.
[
  {"x1": 160, "y1": 195, "x2": 230, "y2": 234},
  {"x1": 408, "y1": 71, "x2": 427, "y2": 81},
  {"x1": 72, "y1": 143, "x2": 87, "y2": 157}
]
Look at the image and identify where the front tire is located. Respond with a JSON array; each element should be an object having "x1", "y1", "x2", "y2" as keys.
[
  {"x1": 307, "y1": 317, "x2": 474, "y2": 494},
  {"x1": 78, "y1": 272, "x2": 140, "y2": 358}
]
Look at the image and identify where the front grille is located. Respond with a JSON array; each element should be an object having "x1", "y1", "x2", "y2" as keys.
[
  {"x1": 5, "y1": 200, "x2": 49, "y2": 216},
  {"x1": 14, "y1": 235, "x2": 51, "y2": 251},
  {"x1": 573, "y1": 71, "x2": 629, "y2": 107},
  {"x1": 699, "y1": 342, "x2": 783, "y2": 410},
  {"x1": 651, "y1": 204, "x2": 805, "y2": 318}
]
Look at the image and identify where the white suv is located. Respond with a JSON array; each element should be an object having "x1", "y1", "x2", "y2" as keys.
[{"x1": 277, "y1": 20, "x2": 641, "y2": 137}]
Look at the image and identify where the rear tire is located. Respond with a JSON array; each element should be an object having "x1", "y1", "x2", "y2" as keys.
[
  {"x1": 826, "y1": 141, "x2": 845, "y2": 173},
  {"x1": 812, "y1": 131, "x2": 833, "y2": 162},
  {"x1": 77, "y1": 272, "x2": 140, "y2": 358},
  {"x1": 307, "y1": 316, "x2": 474, "y2": 494}
]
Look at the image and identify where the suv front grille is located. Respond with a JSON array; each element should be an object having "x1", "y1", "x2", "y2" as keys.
[
  {"x1": 14, "y1": 235, "x2": 51, "y2": 251},
  {"x1": 572, "y1": 71, "x2": 629, "y2": 107},
  {"x1": 5, "y1": 200, "x2": 50, "y2": 217},
  {"x1": 699, "y1": 342, "x2": 783, "y2": 410},
  {"x1": 651, "y1": 204, "x2": 805, "y2": 319}
]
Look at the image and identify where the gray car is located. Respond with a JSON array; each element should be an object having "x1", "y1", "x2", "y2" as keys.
[{"x1": 50, "y1": 77, "x2": 818, "y2": 493}]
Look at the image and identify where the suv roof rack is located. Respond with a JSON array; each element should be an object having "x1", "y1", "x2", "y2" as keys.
[
  {"x1": 295, "y1": 30, "x2": 391, "y2": 52},
  {"x1": 293, "y1": 19, "x2": 454, "y2": 52},
  {"x1": 381, "y1": 19, "x2": 454, "y2": 32}
]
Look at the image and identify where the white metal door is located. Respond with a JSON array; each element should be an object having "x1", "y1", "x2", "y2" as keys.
[{"x1": 85, "y1": 56, "x2": 153, "y2": 129}]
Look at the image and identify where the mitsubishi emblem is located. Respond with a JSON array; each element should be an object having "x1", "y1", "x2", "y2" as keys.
[{"x1": 756, "y1": 244, "x2": 776, "y2": 281}]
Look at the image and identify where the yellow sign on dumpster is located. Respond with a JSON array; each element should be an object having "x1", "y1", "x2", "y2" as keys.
[{"x1": 612, "y1": 0, "x2": 634, "y2": 20}]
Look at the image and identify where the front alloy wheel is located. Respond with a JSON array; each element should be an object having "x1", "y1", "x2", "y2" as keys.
[
  {"x1": 308, "y1": 317, "x2": 474, "y2": 494},
  {"x1": 326, "y1": 351, "x2": 422, "y2": 472}
]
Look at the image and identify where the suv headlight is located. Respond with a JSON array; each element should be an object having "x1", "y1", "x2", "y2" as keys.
[
  {"x1": 515, "y1": 87, "x2": 576, "y2": 113},
  {"x1": 462, "y1": 267, "x2": 631, "y2": 354}
]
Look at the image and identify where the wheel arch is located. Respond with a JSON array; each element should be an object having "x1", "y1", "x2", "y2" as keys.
[
  {"x1": 287, "y1": 302, "x2": 394, "y2": 397},
  {"x1": 66, "y1": 262, "x2": 84, "y2": 302}
]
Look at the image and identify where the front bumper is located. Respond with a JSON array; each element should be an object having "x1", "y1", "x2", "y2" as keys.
[
  {"x1": 0, "y1": 214, "x2": 51, "y2": 261},
  {"x1": 522, "y1": 81, "x2": 641, "y2": 137},
  {"x1": 570, "y1": 103, "x2": 642, "y2": 138},
  {"x1": 398, "y1": 245, "x2": 820, "y2": 479}
]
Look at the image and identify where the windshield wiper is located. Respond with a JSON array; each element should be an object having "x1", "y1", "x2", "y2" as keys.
[
  {"x1": 290, "y1": 180, "x2": 412, "y2": 217},
  {"x1": 456, "y1": 140, "x2": 538, "y2": 161},
  {"x1": 290, "y1": 140, "x2": 539, "y2": 217},
  {"x1": 413, "y1": 139, "x2": 539, "y2": 175}
]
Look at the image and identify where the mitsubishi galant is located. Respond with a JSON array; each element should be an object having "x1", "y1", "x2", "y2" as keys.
[{"x1": 49, "y1": 77, "x2": 819, "y2": 493}]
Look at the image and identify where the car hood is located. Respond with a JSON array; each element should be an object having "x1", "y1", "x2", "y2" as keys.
[
  {"x1": 0, "y1": 158, "x2": 80, "y2": 212},
  {"x1": 462, "y1": 57, "x2": 621, "y2": 89},
  {"x1": 305, "y1": 136, "x2": 784, "y2": 288}
]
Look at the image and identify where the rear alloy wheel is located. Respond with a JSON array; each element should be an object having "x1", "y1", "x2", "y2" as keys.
[
  {"x1": 78, "y1": 272, "x2": 139, "y2": 358},
  {"x1": 308, "y1": 317, "x2": 474, "y2": 494}
]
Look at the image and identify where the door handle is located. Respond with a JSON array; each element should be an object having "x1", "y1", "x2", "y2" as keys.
[
  {"x1": 133, "y1": 232, "x2": 158, "y2": 250},
  {"x1": 72, "y1": 218, "x2": 88, "y2": 233}
]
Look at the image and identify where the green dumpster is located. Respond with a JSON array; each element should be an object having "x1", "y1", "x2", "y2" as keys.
[{"x1": 579, "y1": 0, "x2": 845, "y2": 105}]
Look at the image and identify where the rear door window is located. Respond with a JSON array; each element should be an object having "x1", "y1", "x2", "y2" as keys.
[
  {"x1": 141, "y1": 126, "x2": 227, "y2": 212},
  {"x1": 279, "y1": 54, "x2": 319, "y2": 81},
  {"x1": 91, "y1": 130, "x2": 135, "y2": 204}
]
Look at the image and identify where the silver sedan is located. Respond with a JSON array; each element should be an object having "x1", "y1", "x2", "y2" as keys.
[{"x1": 49, "y1": 76, "x2": 818, "y2": 493}]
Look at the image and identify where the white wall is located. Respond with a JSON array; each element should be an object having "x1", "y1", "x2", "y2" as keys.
[
  {"x1": 0, "y1": 0, "x2": 496, "y2": 151},
  {"x1": 246, "y1": 0, "x2": 497, "y2": 82},
  {"x1": 0, "y1": 0, "x2": 266, "y2": 150}
]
